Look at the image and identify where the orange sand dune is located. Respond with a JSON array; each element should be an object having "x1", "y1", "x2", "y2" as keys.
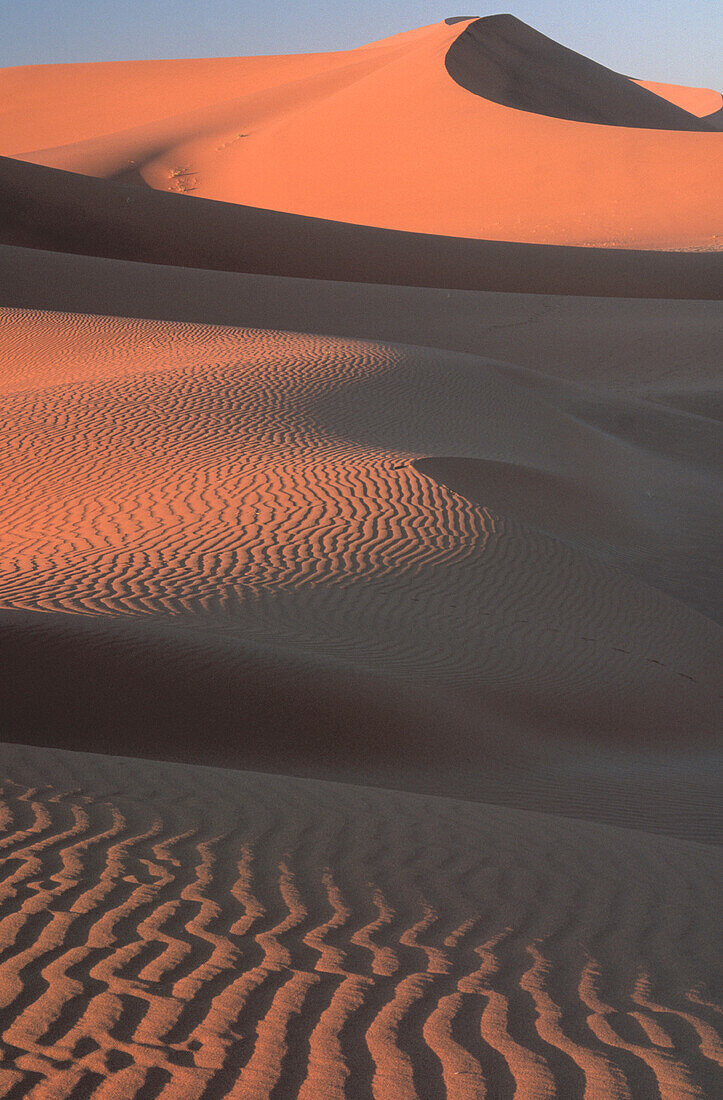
[
  {"x1": 1, "y1": 16, "x2": 721, "y2": 248},
  {"x1": 0, "y1": 306, "x2": 719, "y2": 803},
  {"x1": 2, "y1": 156, "x2": 722, "y2": 299},
  {"x1": 445, "y1": 15, "x2": 716, "y2": 129},
  {"x1": 633, "y1": 79, "x2": 723, "y2": 120},
  {"x1": 0, "y1": 15, "x2": 721, "y2": 1096},
  {"x1": 0, "y1": 46, "x2": 373, "y2": 152}
]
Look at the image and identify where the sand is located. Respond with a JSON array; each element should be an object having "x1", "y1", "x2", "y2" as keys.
[
  {"x1": 2, "y1": 157, "x2": 721, "y2": 300},
  {"x1": 445, "y1": 15, "x2": 717, "y2": 129},
  {"x1": 633, "y1": 79, "x2": 723, "y2": 121},
  {"x1": 0, "y1": 742, "x2": 718, "y2": 1098},
  {"x1": 0, "y1": 270, "x2": 720, "y2": 1091},
  {"x1": 0, "y1": 12, "x2": 721, "y2": 1098},
  {"x1": 1, "y1": 17, "x2": 722, "y2": 248}
]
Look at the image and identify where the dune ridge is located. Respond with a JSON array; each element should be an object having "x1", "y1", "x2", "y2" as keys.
[
  {"x1": 632, "y1": 79, "x2": 723, "y2": 122},
  {"x1": 1, "y1": 158, "x2": 721, "y2": 299},
  {"x1": 444, "y1": 14, "x2": 716, "y2": 129},
  {"x1": 1, "y1": 17, "x2": 721, "y2": 248}
]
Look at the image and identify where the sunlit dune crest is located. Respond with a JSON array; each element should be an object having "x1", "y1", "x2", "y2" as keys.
[
  {"x1": 632, "y1": 79, "x2": 723, "y2": 120},
  {"x1": 1, "y1": 15, "x2": 721, "y2": 247}
]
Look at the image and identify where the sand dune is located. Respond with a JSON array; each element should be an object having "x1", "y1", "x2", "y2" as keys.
[
  {"x1": 4, "y1": 243, "x2": 721, "y2": 392},
  {"x1": 0, "y1": 742, "x2": 718, "y2": 1098},
  {"x1": 2, "y1": 17, "x2": 721, "y2": 248},
  {"x1": 632, "y1": 79, "x2": 723, "y2": 122},
  {"x1": 445, "y1": 14, "x2": 716, "y2": 129},
  {"x1": 0, "y1": 306, "x2": 719, "y2": 819},
  {"x1": 0, "y1": 11, "x2": 721, "y2": 1097},
  {"x1": 2, "y1": 157, "x2": 722, "y2": 299},
  {"x1": 414, "y1": 452, "x2": 721, "y2": 615}
]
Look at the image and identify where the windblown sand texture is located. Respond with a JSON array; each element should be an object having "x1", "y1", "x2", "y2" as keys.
[{"x1": 0, "y1": 12, "x2": 721, "y2": 1099}]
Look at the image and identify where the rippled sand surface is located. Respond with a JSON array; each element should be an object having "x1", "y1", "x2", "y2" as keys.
[
  {"x1": 0, "y1": 12, "x2": 720, "y2": 1098},
  {"x1": 0, "y1": 745, "x2": 719, "y2": 1099}
]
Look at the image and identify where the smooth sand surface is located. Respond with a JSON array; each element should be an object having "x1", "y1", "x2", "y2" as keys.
[
  {"x1": 2, "y1": 157, "x2": 722, "y2": 300},
  {"x1": 0, "y1": 13, "x2": 721, "y2": 1098},
  {"x1": 1, "y1": 17, "x2": 721, "y2": 248}
]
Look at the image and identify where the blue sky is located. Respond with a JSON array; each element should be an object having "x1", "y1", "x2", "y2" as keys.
[{"x1": 1, "y1": 1, "x2": 720, "y2": 88}]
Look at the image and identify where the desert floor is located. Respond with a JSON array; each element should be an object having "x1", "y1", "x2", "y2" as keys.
[{"x1": 0, "y1": 13, "x2": 720, "y2": 1098}]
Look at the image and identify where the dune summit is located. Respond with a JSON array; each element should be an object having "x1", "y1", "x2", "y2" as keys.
[
  {"x1": 445, "y1": 14, "x2": 719, "y2": 128},
  {"x1": 0, "y1": 11, "x2": 721, "y2": 1099},
  {"x1": 1, "y1": 15, "x2": 721, "y2": 248}
]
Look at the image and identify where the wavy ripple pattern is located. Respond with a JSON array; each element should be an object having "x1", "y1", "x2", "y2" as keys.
[
  {"x1": 0, "y1": 308, "x2": 717, "y2": 711},
  {"x1": 0, "y1": 751, "x2": 718, "y2": 1099}
]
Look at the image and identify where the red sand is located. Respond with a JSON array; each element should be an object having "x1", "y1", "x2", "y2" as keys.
[
  {"x1": 0, "y1": 743, "x2": 718, "y2": 1099},
  {"x1": 0, "y1": 13, "x2": 721, "y2": 1098},
  {"x1": 1, "y1": 18, "x2": 721, "y2": 248},
  {"x1": 633, "y1": 79, "x2": 722, "y2": 118},
  {"x1": 3, "y1": 154, "x2": 720, "y2": 299},
  {"x1": 0, "y1": 303, "x2": 718, "y2": 770}
]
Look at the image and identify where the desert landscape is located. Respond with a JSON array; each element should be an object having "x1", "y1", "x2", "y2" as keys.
[{"x1": 0, "y1": 12, "x2": 720, "y2": 1098}]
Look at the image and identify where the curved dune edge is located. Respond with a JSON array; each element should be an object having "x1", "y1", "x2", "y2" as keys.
[
  {"x1": 414, "y1": 454, "x2": 646, "y2": 559},
  {"x1": 3, "y1": 244, "x2": 721, "y2": 392},
  {"x1": 1, "y1": 157, "x2": 721, "y2": 299},
  {"x1": 413, "y1": 452, "x2": 722, "y2": 621},
  {"x1": 1, "y1": 18, "x2": 720, "y2": 248},
  {"x1": 0, "y1": 305, "x2": 719, "y2": 830},
  {"x1": 633, "y1": 79, "x2": 723, "y2": 121},
  {"x1": 0, "y1": 14, "x2": 720, "y2": 1095},
  {"x1": 0, "y1": 740, "x2": 719, "y2": 1097},
  {"x1": 444, "y1": 14, "x2": 715, "y2": 130}
]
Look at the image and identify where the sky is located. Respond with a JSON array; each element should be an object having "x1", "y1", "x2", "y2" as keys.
[{"x1": 1, "y1": 1, "x2": 720, "y2": 89}]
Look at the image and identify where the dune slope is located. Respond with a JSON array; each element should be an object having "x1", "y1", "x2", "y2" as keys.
[
  {"x1": 633, "y1": 79, "x2": 723, "y2": 123},
  {"x1": 1, "y1": 18, "x2": 721, "y2": 247},
  {"x1": 1, "y1": 157, "x2": 721, "y2": 299},
  {"x1": 3, "y1": 243, "x2": 721, "y2": 393},
  {"x1": 0, "y1": 304, "x2": 720, "y2": 836},
  {"x1": 0, "y1": 13, "x2": 721, "y2": 1098},
  {"x1": 445, "y1": 14, "x2": 716, "y2": 129}
]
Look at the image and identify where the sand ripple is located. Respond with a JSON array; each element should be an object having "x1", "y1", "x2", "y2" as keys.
[{"x1": 0, "y1": 748, "x2": 718, "y2": 1098}]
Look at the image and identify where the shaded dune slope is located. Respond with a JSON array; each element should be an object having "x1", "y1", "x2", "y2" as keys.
[
  {"x1": 1, "y1": 157, "x2": 721, "y2": 299},
  {"x1": 445, "y1": 14, "x2": 717, "y2": 129},
  {"x1": 414, "y1": 452, "x2": 722, "y2": 616},
  {"x1": 2, "y1": 18, "x2": 720, "y2": 248},
  {"x1": 632, "y1": 79, "x2": 723, "y2": 124},
  {"x1": 0, "y1": 742, "x2": 719, "y2": 1098},
  {"x1": 0, "y1": 307, "x2": 720, "y2": 842},
  {"x1": 4, "y1": 244, "x2": 721, "y2": 395},
  {"x1": 703, "y1": 106, "x2": 723, "y2": 130}
]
